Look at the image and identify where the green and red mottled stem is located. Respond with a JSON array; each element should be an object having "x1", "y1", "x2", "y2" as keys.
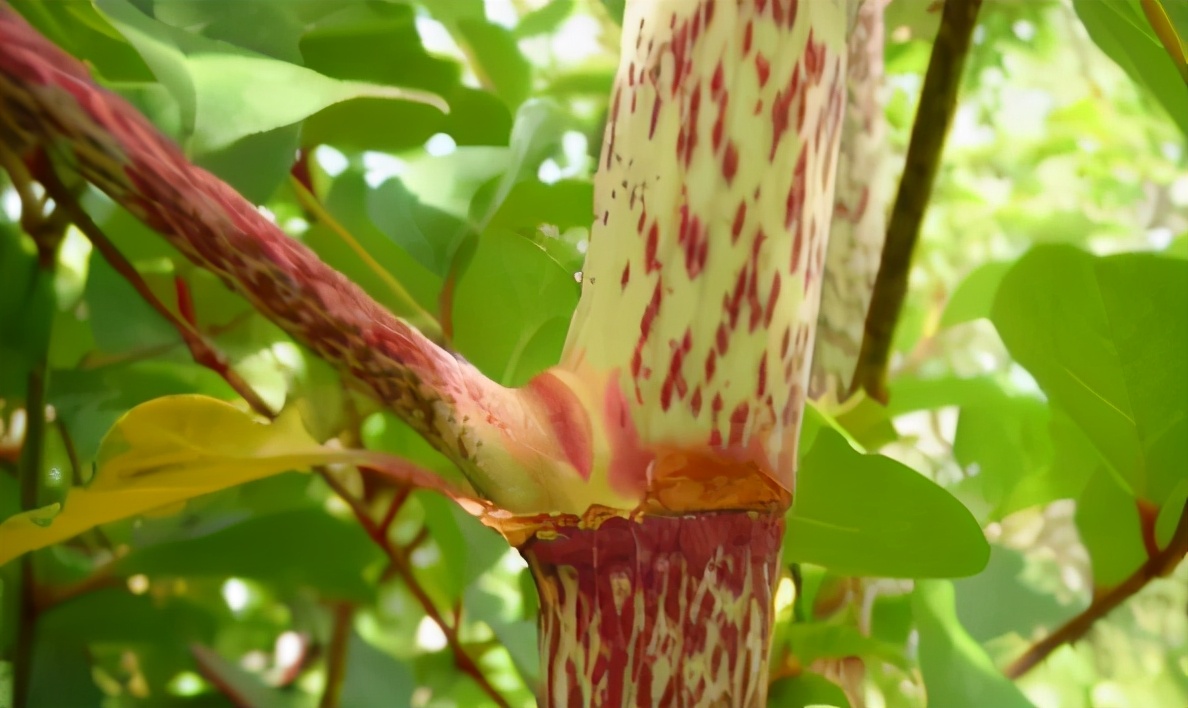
[
  {"x1": 523, "y1": 511, "x2": 783, "y2": 707},
  {"x1": 556, "y1": 0, "x2": 852, "y2": 509},
  {"x1": 811, "y1": 0, "x2": 890, "y2": 402}
]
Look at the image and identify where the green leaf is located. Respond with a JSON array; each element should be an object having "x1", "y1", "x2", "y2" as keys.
[
  {"x1": 38, "y1": 587, "x2": 216, "y2": 645},
  {"x1": 515, "y1": 0, "x2": 576, "y2": 38},
  {"x1": 784, "y1": 430, "x2": 989, "y2": 578},
  {"x1": 1075, "y1": 467, "x2": 1148, "y2": 586},
  {"x1": 781, "y1": 623, "x2": 909, "y2": 671},
  {"x1": 340, "y1": 632, "x2": 416, "y2": 708},
  {"x1": 953, "y1": 545, "x2": 1081, "y2": 644},
  {"x1": 950, "y1": 392, "x2": 1091, "y2": 522},
  {"x1": 418, "y1": 494, "x2": 506, "y2": 601},
  {"x1": 182, "y1": 53, "x2": 447, "y2": 154},
  {"x1": 452, "y1": 228, "x2": 580, "y2": 386},
  {"x1": 767, "y1": 673, "x2": 850, "y2": 708},
  {"x1": 94, "y1": 0, "x2": 445, "y2": 154},
  {"x1": 366, "y1": 177, "x2": 473, "y2": 278},
  {"x1": 306, "y1": 171, "x2": 443, "y2": 319},
  {"x1": 913, "y1": 580, "x2": 1034, "y2": 708},
  {"x1": 454, "y1": 19, "x2": 533, "y2": 109},
  {"x1": 941, "y1": 260, "x2": 1013, "y2": 327},
  {"x1": 83, "y1": 250, "x2": 179, "y2": 355},
  {"x1": 991, "y1": 245, "x2": 1188, "y2": 503},
  {"x1": 1073, "y1": 0, "x2": 1188, "y2": 136}
]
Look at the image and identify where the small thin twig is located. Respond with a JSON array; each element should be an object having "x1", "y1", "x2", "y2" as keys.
[
  {"x1": 318, "y1": 470, "x2": 510, "y2": 708},
  {"x1": 289, "y1": 176, "x2": 443, "y2": 345},
  {"x1": 1005, "y1": 499, "x2": 1188, "y2": 679},
  {"x1": 319, "y1": 601, "x2": 354, "y2": 708},
  {"x1": 37, "y1": 163, "x2": 277, "y2": 418},
  {"x1": 852, "y1": 0, "x2": 983, "y2": 403}
]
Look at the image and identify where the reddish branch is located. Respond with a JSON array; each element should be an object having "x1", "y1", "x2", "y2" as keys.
[
  {"x1": 0, "y1": 2, "x2": 520, "y2": 493},
  {"x1": 320, "y1": 472, "x2": 512, "y2": 708},
  {"x1": 1005, "y1": 500, "x2": 1188, "y2": 679},
  {"x1": 852, "y1": 0, "x2": 983, "y2": 402}
]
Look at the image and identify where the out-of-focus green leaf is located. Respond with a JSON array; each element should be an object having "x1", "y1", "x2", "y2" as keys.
[
  {"x1": 516, "y1": 0, "x2": 576, "y2": 38},
  {"x1": 84, "y1": 251, "x2": 179, "y2": 355},
  {"x1": 25, "y1": 642, "x2": 105, "y2": 708},
  {"x1": 598, "y1": 0, "x2": 626, "y2": 24},
  {"x1": 914, "y1": 581, "x2": 1034, "y2": 708},
  {"x1": 1075, "y1": 468, "x2": 1148, "y2": 587},
  {"x1": 340, "y1": 631, "x2": 416, "y2": 708},
  {"x1": 418, "y1": 493, "x2": 506, "y2": 601},
  {"x1": 1156, "y1": 480, "x2": 1188, "y2": 548},
  {"x1": 455, "y1": 19, "x2": 532, "y2": 109},
  {"x1": 991, "y1": 245, "x2": 1188, "y2": 504},
  {"x1": 367, "y1": 178, "x2": 472, "y2": 278},
  {"x1": 950, "y1": 392, "x2": 1091, "y2": 522},
  {"x1": 942, "y1": 260, "x2": 1013, "y2": 327},
  {"x1": 1073, "y1": 0, "x2": 1188, "y2": 135},
  {"x1": 38, "y1": 587, "x2": 217, "y2": 644},
  {"x1": 451, "y1": 228, "x2": 579, "y2": 386},
  {"x1": 782, "y1": 623, "x2": 910, "y2": 671},
  {"x1": 954, "y1": 545, "x2": 1081, "y2": 644},
  {"x1": 785, "y1": 430, "x2": 990, "y2": 578},
  {"x1": 487, "y1": 179, "x2": 594, "y2": 233},
  {"x1": 767, "y1": 672, "x2": 850, "y2": 708},
  {"x1": 117, "y1": 507, "x2": 384, "y2": 600},
  {"x1": 306, "y1": 171, "x2": 443, "y2": 318}
]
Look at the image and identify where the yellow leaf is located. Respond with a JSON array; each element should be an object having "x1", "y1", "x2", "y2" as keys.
[{"x1": 0, "y1": 396, "x2": 328, "y2": 567}]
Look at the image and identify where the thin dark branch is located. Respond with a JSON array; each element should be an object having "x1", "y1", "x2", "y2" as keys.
[
  {"x1": 319, "y1": 602, "x2": 354, "y2": 708},
  {"x1": 1005, "y1": 499, "x2": 1188, "y2": 679},
  {"x1": 318, "y1": 470, "x2": 510, "y2": 708},
  {"x1": 2, "y1": 138, "x2": 61, "y2": 708},
  {"x1": 852, "y1": 0, "x2": 984, "y2": 403}
]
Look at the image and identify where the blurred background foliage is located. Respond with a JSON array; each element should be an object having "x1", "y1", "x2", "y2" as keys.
[{"x1": 0, "y1": 0, "x2": 1186, "y2": 706}]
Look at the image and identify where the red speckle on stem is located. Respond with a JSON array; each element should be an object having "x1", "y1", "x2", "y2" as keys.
[
  {"x1": 716, "y1": 322, "x2": 730, "y2": 355},
  {"x1": 691, "y1": 386, "x2": 703, "y2": 416},
  {"x1": 620, "y1": 262, "x2": 631, "y2": 290},
  {"x1": 711, "y1": 60, "x2": 724, "y2": 96},
  {"x1": 744, "y1": 21, "x2": 753, "y2": 54},
  {"x1": 731, "y1": 201, "x2": 746, "y2": 243},
  {"x1": 757, "y1": 357, "x2": 768, "y2": 397},
  {"x1": 650, "y1": 95, "x2": 663, "y2": 139},
  {"x1": 607, "y1": 87, "x2": 621, "y2": 169},
  {"x1": 728, "y1": 402, "x2": 750, "y2": 446},
  {"x1": 705, "y1": 349, "x2": 717, "y2": 382},
  {"x1": 764, "y1": 272, "x2": 782, "y2": 327},
  {"x1": 722, "y1": 142, "x2": 739, "y2": 184},
  {"x1": 755, "y1": 53, "x2": 771, "y2": 87},
  {"x1": 646, "y1": 222, "x2": 661, "y2": 273}
]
